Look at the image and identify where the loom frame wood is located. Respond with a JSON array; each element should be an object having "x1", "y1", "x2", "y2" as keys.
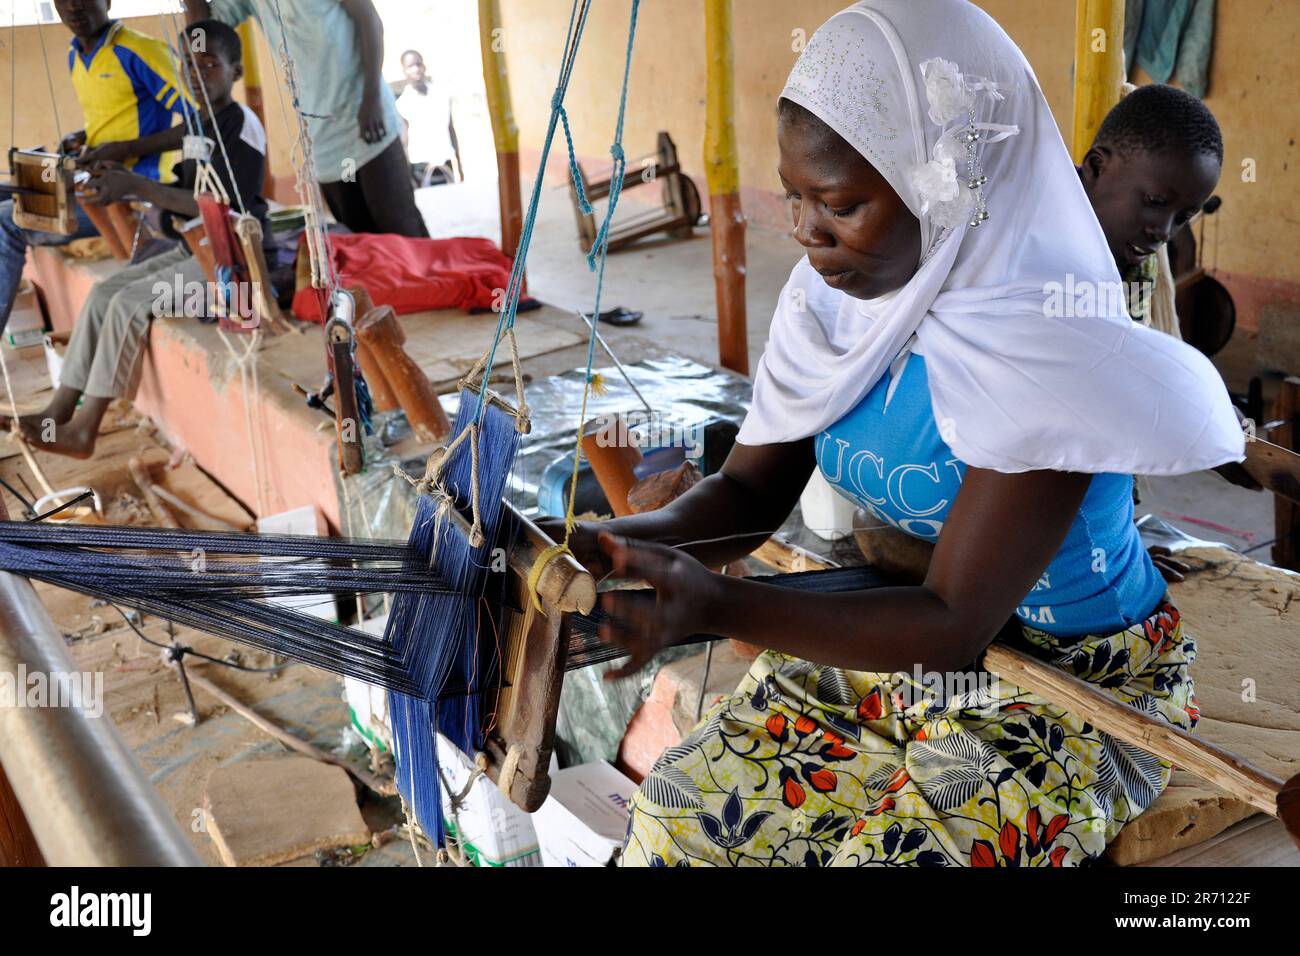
[{"x1": 8, "y1": 149, "x2": 77, "y2": 236}]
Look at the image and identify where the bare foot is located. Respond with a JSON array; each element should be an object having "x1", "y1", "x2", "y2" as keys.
[{"x1": 17, "y1": 416, "x2": 98, "y2": 459}]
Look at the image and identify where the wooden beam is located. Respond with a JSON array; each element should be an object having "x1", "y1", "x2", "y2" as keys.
[
  {"x1": 1070, "y1": 0, "x2": 1126, "y2": 163},
  {"x1": 478, "y1": 0, "x2": 523, "y2": 259},
  {"x1": 238, "y1": 20, "x2": 274, "y2": 196},
  {"x1": 984, "y1": 644, "x2": 1286, "y2": 818},
  {"x1": 704, "y1": 0, "x2": 748, "y2": 375}
]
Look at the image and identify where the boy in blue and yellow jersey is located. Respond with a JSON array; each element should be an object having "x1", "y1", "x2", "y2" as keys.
[{"x1": 1, "y1": 0, "x2": 191, "y2": 333}]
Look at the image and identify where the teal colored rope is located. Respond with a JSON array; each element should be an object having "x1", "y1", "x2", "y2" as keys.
[
  {"x1": 472, "y1": 0, "x2": 593, "y2": 426},
  {"x1": 578, "y1": 0, "x2": 641, "y2": 386}
]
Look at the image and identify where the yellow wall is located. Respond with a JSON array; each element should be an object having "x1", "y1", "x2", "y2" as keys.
[
  {"x1": 6, "y1": 5, "x2": 1297, "y2": 303},
  {"x1": 496, "y1": 0, "x2": 1299, "y2": 296}
]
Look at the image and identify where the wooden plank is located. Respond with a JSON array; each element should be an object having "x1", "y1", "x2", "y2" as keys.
[{"x1": 1147, "y1": 813, "x2": 1300, "y2": 867}]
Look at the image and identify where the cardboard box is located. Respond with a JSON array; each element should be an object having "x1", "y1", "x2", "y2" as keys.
[
  {"x1": 436, "y1": 735, "x2": 543, "y2": 867},
  {"x1": 255, "y1": 505, "x2": 338, "y2": 623},
  {"x1": 533, "y1": 761, "x2": 637, "y2": 867},
  {"x1": 343, "y1": 613, "x2": 393, "y2": 753}
]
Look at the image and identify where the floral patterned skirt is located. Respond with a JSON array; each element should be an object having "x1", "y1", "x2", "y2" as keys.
[{"x1": 620, "y1": 598, "x2": 1197, "y2": 867}]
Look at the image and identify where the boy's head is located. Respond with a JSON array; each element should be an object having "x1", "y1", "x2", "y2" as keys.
[
  {"x1": 182, "y1": 19, "x2": 243, "y2": 109},
  {"x1": 1080, "y1": 84, "x2": 1223, "y2": 271},
  {"x1": 54, "y1": 0, "x2": 112, "y2": 44},
  {"x1": 402, "y1": 49, "x2": 426, "y2": 84}
]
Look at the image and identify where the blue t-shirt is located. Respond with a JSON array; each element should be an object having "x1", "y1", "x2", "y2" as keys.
[{"x1": 817, "y1": 347, "x2": 1166, "y2": 637}]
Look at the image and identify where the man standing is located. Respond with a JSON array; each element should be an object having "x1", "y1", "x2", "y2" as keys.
[{"x1": 184, "y1": 0, "x2": 428, "y2": 237}]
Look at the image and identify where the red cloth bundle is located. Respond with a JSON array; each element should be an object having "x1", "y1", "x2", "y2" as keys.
[{"x1": 292, "y1": 233, "x2": 514, "y2": 323}]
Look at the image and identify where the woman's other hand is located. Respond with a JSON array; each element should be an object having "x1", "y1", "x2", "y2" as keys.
[
  {"x1": 1148, "y1": 545, "x2": 1191, "y2": 583},
  {"x1": 535, "y1": 516, "x2": 614, "y2": 580},
  {"x1": 596, "y1": 531, "x2": 721, "y2": 680}
]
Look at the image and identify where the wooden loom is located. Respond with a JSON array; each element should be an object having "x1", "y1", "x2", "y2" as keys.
[
  {"x1": 5, "y1": 149, "x2": 77, "y2": 235},
  {"x1": 420, "y1": 382, "x2": 596, "y2": 809},
  {"x1": 467, "y1": 500, "x2": 593, "y2": 810},
  {"x1": 568, "y1": 131, "x2": 701, "y2": 254},
  {"x1": 469, "y1": 513, "x2": 1300, "y2": 843},
  {"x1": 173, "y1": 211, "x2": 290, "y2": 335}
]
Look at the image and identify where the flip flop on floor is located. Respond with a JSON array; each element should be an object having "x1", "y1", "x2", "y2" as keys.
[{"x1": 592, "y1": 307, "x2": 643, "y2": 327}]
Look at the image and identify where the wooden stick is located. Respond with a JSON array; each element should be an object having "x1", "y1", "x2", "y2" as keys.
[
  {"x1": 580, "y1": 415, "x2": 641, "y2": 517},
  {"x1": 355, "y1": 337, "x2": 400, "y2": 411},
  {"x1": 750, "y1": 533, "x2": 838, "y2": 574},
  {"x1": 433, "y1": 490, "x2": 595, "y2": 614},
  {"x1": 355, "y1": 305, "x2": 451, "y2": 442},
  {"x1": 146, "y1": 484, "x2": 245, "y2": 533},
  {"x1": 704, "y1": 0, "x2": 748, "y2": 376},
  {"x1": 187, "y1": 670, "x2": 392, "y2": 796},
  {"x1": 982, "y1": 643, "x2": 1284, "y2": 817},
  {"x1": 128, "y1": 457, "x2": 180, "y2": 529}
]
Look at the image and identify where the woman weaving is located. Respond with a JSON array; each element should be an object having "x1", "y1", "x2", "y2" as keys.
[{"x1": 559, "y1": 0, "x2": 1244, "y2": 867}]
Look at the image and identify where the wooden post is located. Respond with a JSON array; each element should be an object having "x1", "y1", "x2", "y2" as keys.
[
  {"x1": 238, "y1": 20, "x2": 274, "y2": 196},
  {"x1": 1070, "y1": 0, "x2": 1126, "y2": 163},
  {"x1": 0, "y1": 761, "x2": 44, "y2": 866},
  {"x1": 1273, "y1": 377, "x2": 1300, "y2": 571},
  {"x1": 479, "y1": 0, "x2": 523, "y2": 259},
  {"x1": 704, "y1": 0, "x2": 748, "y2": 376}
]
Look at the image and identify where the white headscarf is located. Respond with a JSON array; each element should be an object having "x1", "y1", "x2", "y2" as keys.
[{"x1": 737, "y1": 0, "x2": 1243, "y2": 476}]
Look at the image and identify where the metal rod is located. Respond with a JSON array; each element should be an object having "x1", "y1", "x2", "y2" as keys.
[
  {"x1": 0, "y1": 570, "x2": 201, "y2": 865},
  {"x1": 576, "y1": 311, "x2": 654, "y2": 416}
]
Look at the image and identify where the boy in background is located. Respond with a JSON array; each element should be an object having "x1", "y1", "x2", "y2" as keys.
[{"x1": 1077, "y1": 83, "x2": 1222, "y2": 335}]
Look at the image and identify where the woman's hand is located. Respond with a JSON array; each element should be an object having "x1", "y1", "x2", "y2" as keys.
[
  {"x1": 596, "y1": 531, "x2": 721, "y2": 680},
  {"x1": 1148, "y1": 545, "x2": 1191, "y2": 583}
]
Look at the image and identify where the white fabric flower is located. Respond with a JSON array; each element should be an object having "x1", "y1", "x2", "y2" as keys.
[
  {"x1": 927, "y1": 186, "x2": 975, "y2": 231},
  {"x1": 911, "y1": 152, "x2": 975, "y2": 230},
  {"x1": 920, "y1": 57, "x2": 973, "y2": 125},
  {"x1": 911, "y1": 155, "x2": 960, "y2": 207}
]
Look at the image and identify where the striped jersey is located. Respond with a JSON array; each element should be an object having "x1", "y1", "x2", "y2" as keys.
[{"x1": 68, "y1": 20, "x2": 189, "y2": 181}]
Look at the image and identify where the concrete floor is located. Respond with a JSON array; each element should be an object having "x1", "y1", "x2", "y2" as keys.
[{"x1": 416, "y1": 167, "x2": 1285, "y2": 566}]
